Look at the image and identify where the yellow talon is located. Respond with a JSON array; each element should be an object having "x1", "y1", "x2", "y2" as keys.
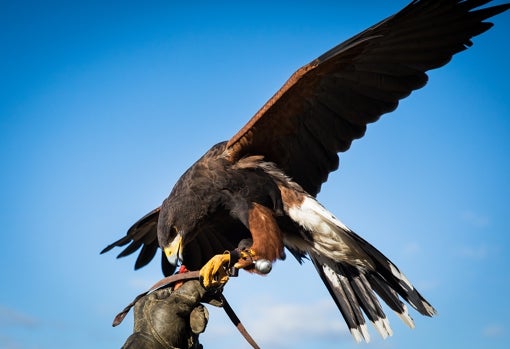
[{"x1": 199, "y1": 252, "x2": 231, "y2": 288}]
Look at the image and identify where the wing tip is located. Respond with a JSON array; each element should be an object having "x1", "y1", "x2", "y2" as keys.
[{"x1": 100, "y1": 244, "x2": 114, "y2": 254}]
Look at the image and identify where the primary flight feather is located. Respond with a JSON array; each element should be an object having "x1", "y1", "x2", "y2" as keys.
[{"x1": 102, "y1": 0, "x2": 509, "y2": 342}]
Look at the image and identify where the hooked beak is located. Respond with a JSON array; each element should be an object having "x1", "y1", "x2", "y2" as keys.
[{"x1": 164, "y1": 234, "x2": 183, "y2": 265}]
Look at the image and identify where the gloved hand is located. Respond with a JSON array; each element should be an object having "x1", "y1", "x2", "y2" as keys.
[{"x1": 122, "y1": 280, "x2": 209, "y2": 349}]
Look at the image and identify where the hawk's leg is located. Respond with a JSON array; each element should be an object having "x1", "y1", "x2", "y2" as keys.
[
  {"x1": 199, "y1": 247, "x2": 253, "y2": 288},
  {"x1": 245, "y1": 202, "x2": 285, "y2": 262},
  {"x1": 200, "y1": 202, "x2": 284, "y2": 288}
]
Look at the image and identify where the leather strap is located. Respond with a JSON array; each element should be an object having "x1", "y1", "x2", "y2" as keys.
[
  {"x1": 112, "y1": 271, "x2": 201, "y2": 327},
  {"x1": 219, "y1": 293, "x2": 261, "y2": 349}
]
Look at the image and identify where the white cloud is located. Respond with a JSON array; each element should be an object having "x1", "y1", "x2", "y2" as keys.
[
  {"x1": 456, "y1": 244, "x2": 490, "y2": 260},
  {"x1": 0, "y1": 335, "x2": 24, "y2": 349},
  {"x1": 223, "y1": 298, "x2": 349, "y2": 347},
  {"x1": 402, "y1": 242, "x2": 422, "y2": 256},
  {"x1": 0, "y1": 305, "x2": 38, "y2": 328},
  {"x1": 482, "y1": 324, "x2": 505, "y2": 338},
  {"x1": 460, "y1": 210, "x2": 490, "y2": 228},
  {"x1": 127, "y1": 268, "x2": 164, "y2": 291},
  {"x1": 254, "y1": 299, "x2": 344, "y2": 331},
  {"x1": 128, "y1": 276, "x2": 158, "y2": 291},
  {"x1": 413, "y1": 279, "x2": 440, "y2": 292}
]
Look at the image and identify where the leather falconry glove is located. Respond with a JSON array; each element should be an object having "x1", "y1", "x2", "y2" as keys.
[{"x1": 122, "y1": 280, "x2": 209, "y2": 349}]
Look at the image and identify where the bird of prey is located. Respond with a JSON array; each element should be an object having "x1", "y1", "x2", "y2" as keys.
[{"x1": 102, "y1": 0, "x2": 509, "y2": 343}]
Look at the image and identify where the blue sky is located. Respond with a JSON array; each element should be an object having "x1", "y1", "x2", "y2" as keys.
[{"x1": 1, "y1": 1, "x2": 509, "y2": 348}]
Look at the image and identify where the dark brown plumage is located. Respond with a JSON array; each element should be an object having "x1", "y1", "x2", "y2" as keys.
[{"x1": 102, "y1": 0, "x2": 509, "y2": 342}]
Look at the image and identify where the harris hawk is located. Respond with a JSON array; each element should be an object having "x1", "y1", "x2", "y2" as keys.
[{"x1": 102, "y1": 0, "x2": 509, "y2": 343}]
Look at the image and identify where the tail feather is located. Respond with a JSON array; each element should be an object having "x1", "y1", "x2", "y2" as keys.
[
  {"x1": 312, "y1": 257, "x2": 370, "y2": 342},
  {"x1": 366, "y1": 272, "x2": 415, "y2": 328},
  {"x1": 286, "y1": 195, "x2": 436, "y2": 342},
  {"x1": 350, "y1": 232, "x2": 437, "y2": 317},
  {"x1": 313, "y1": 255, "x2": 398, "y2": 341},
  {"x1": 353, "y1": 271, "x2": 393, "y2": 338}
]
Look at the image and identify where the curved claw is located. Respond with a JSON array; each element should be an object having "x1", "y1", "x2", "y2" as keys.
[
  {"x1": 199, "y1": 253, "x2": 231, "y2": 288},
  {"x1": 234, "y1": 248, "x2": 256, "y2": 270}
]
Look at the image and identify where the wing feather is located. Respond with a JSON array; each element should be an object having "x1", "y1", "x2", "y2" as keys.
[
  {"x1": 100, "y1": 207, "x2": 161, "y2": 270},
  {"x1": 226, "y1": 0, "x2": 509, "y2": 195}
]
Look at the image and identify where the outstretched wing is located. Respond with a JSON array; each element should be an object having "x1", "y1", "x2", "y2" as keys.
[
  {"x1": 102, "y1": 0, "x2": 508, "y2": 275},
  {"x1": 101, "y1": 207, "x2": 174, "y2": 276},
  {"x1": 226, "y1": 0, "x2": 509, "y2": 196}
]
